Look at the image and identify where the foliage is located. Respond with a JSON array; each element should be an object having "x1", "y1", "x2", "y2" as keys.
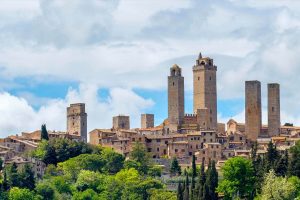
[
  {"x1": 149, "y1": 189, "x2": 177, "y2": 200},
  {"x1": 0, "y1": 157, "x2": 3, "y2": 171},
  {"x1": 129, "y1": 142, "x2": 152, "y2": 174},
  {"x1": 260, "y1": 170, "x2": 297, "y2": 200},
  {"x1": 217, "y1": 157, "x2": 255, "y2": 199},
  {"x1": 170, "y1": 157, "x2": 181, "y2": 176},
  {"x1": 288, "y1": 140, "x2": 300, "y2": 177},
  {"x1": 41, "y1": 124, "x2": 49, "y2": 141},
  {"x1": 35, "y1": 181, "x2": 55, "y2": 200},
  {"x1": 8, "y1": 187, "x2": 36, "y2": 200},
  {"x1": 32, "y1": 138, "x2": 96, "y2": 165},
  {"x1": 100, "y1": 148, "x2": 125, "y2": 174}
]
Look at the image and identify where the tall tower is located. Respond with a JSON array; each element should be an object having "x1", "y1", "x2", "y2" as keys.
[
  {"x1": 268, "y1": 83, "x2": 281, "y2": 136},
  {"x1": 193, "y1": 53, "x2": 217, "y2": 130},
  {"x1": 168, "y1": 64, "x2": 184, "y2": 131},
  {"x1": 113, "y1": 115, "x2": 130, "y2": 130},
  {"x1": 141, "y1": 114, "x2": 154, "y2": 129},
  {"x1": 245, "y1": 81, "x2": 262, "y2": 141},
  {"x1": 67, "y1": 103, "x2": 87, "y2": 142}
]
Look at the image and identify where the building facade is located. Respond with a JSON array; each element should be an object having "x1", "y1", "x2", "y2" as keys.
[{"x1": 67, "y1": 103, "x2": 87, "y2": 142}]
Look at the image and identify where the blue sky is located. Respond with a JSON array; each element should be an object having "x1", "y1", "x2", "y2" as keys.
[{"x1": 1, "y1": 0, "x2": 300, "y2": 137}]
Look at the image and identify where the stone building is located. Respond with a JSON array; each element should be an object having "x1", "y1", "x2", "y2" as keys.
[
  {"x1": 141, "y1": 114, "x2": 154, "y2": 129},
  {"x1": 67, "y1": 103, "x2": 87, "y2": 142},
  {"x1": 168, "y1": 64, "x2": 185, "y2": 132},
  {"x1": 113, "y1": 115, "x2": 130, "y2": 130},
  {"x1": 268, "y1": 83, "x2": 281, "y2": 137},
  {"x1": 193, "y1": 53, "x2": 218, "y2": 130},
  {"x1": 245, "y1": 81, "x2": 262, "y2": 141}
]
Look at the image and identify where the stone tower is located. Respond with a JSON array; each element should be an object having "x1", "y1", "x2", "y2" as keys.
[
  {"x1": 268, "y1": 83, "x2": 281, "y2": 136},
  {"x1": 245, "y1": 81, "x2": 262, "y2": 141},
  {"x1": 193, "y1": 53, "x2": 217, "y2": 130},
  {"x1": 168, "y1": 64, "x2": 184, "y2": 131},
  {"x1": 113, "y1": 115, "x2": 130, "y2": 130},
  {"x1": 141, "y1": 114, "x2": 154, "y2": 129},
  {"x1": 67, "y1": 103, "x2": 87, "y2": 142}
]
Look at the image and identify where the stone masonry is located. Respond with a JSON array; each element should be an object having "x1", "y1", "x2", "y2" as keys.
[
  {"x1": 141, "y1": 114, "x2": 154, "y2": 129},
  {"x1": 245, "y1": 81, "x2": 262, "y2": 141},
  {"x1": 67, "y1": 103, "x2": 87, "y2": 142},
  {"x1": 193, "y1": 53, "x2": 217, "y2": 130},
  {"x1": 168, "y1": 64, "x2": 185, "y2": 131},
  {"x1": 113, "y1": 115, "x2": 130, "y2": 130},
  {"x1": 268, "y1": 83, "x2": 281, "y2": 137}
]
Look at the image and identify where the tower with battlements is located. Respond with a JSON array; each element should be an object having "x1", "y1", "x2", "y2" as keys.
[
  {"x1": 268, "y1": 83, "x2": 281, "y2": 136},
  {"x1": 67, "y1": 103, "x2": 87, "y2": 142},
  {"x1": 193, "y1": 53, "x2": 217, "y2": 130},
  {"x1": 168, "y1": 64, "x2": 185, "y2": 132},
  {"x1": 245, "y1": 81, "x2": 262, "y2": 141}
]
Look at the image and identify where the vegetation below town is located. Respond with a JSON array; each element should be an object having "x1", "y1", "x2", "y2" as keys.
[{"x1": 0, "y1": 137, "x2": 300, "y2": 200}]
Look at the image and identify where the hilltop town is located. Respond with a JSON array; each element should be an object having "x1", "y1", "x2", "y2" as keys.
[{"x1": 1, "y1": 52, "x2": 299, "y2": 177}]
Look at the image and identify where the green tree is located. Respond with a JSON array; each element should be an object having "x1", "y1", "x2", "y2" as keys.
[
  {"x1": 195, "y1": 160, "x2": 206, "y2": 200},
  {"x1": 149, "y1": 189, "x2": 176, "y2": 200},
  {"x1": 288, "y1": 140, "x2": 300, "y2": 177},
  {"x1": 205, "y1": 160, "x2": 218, "y2": 200},
  {"x1": 177, "y1": 182, "x2": 184, "y2": 200},
  {"x1": 260, "y1": 170, "x2": 297, "y2": 200},
  {"x1": 100, "y1": 148, "x2": 125, "y2": 174},
  {"x1": 35, "y1": 181, "x2": 55, "y2": 200},
  {"x1": 274, "y1": 150, "x2": 288, "y2": 177},
  {"x1": 41, "y1": 124, "x2": 49, "y2": 141},
  {"x1": 8, "y1": 187, "x2": 35, "y2": 200},
  {"x1": 217, "y1": 157, "x2": 255, "y2": 200},
  {"x1": 75, "y1": 170, "x2": 104, "y2": 192},
  {"x1": 191, "y1": 155, "x2": 196, "y2": 199},
  {"x1": 0, "y1": 157, "x2": 3, "y2": 171},
  {"x1": 58, "y1": 154, "x2": 104, "y2": 180},
  {"x1": 266, "y1": 141, "x2": 279, "y2": 172},
  {"x1": 5, "y1": 163, "x2": 20, "y2": 188},
  {"x1": 72, "y1": 189, "x2": 99, "y2": 200},
  {"x1": 19, "y1": 164, "x2": 35, "y2": 190},
  {"x1": 130, "y1": 142, "x2": 151, "y2": 174},
  {"x1": 183, "y1": 172, "x2": 189, "y2": 200},
  {"x1": 170, "y1": 157, "x2": 181, "y2": 176}
]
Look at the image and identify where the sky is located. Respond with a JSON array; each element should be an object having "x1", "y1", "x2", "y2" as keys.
[{"x1": 0, "y1": 0, "x2": 300, "y2": 137}]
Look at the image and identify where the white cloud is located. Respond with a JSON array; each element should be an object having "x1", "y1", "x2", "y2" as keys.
[{"x1": 0, "y1": 84, "x2": 154, "y2": 137}]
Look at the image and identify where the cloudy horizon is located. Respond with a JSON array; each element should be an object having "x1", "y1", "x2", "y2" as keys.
[{"x1": 1, "y1": 0, "x2": 300, "y2": 137}]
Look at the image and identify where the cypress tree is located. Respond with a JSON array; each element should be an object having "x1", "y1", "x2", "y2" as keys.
[
  {"x1": 210, "y1": 161, "x2": 218, "y2": 200},
  {"x1": 171, "y1": 157, "x2": 182, "y2": 176},
  {"x1": 183, "y1": 172, "x2": 189, "y2": 200},
  {"x1": 6, "y1": 162, "x2": 19, "y2": 188},
  {"x1": 191, "y1": 155, "x2": 196, "y2": 199},
  {"x1": 177, "y1": 182, "x2": 184, "y2": 200},
  {"x1": 41, "y1": 124, "x2": 49, "y2": 140},
  {"x1": 195, "y1": 160, "x2": 206, "y2": 200},
  {"x1": 274, "y1": 150, "x2": 288, "y2": 177},
  {"x1": 266, "y1": 141, "x2": 279, "y2": 171}
]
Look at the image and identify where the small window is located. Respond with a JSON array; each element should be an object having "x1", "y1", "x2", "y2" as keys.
[
  {"x1": 175, "y1": 149, "x2": 178, "y2": 153},
  {"x1": 198, "y1": 77, "x2": 200, "y2": 81},
  {"x1": 157, "y1": 148, "x2": 159, "y2": 152},
  {"x1": 173, "y1": 82, "x2": 175, "y2": 86},
  {"x1": 272, "y1": 107, "x2": 275, "y2": 112},
  {"x1": 209, "y1": 76, "x2": 212, "y2": 80}
]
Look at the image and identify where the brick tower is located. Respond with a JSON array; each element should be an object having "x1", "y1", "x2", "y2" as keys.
[
  {"x1": 193, "y1": 53, "x2": 217, "y2": 130},
  {"x1": 141, "y1": 114, "x2": 154, "y2": 129},
  {"x1": 67, "y1": 103, "x2": 87, "y2": 142},
  {"x1": 268, "y1": 83, "x2": 281, "y2": 136},
  {"x1": 245, "y1": 81, "x2": 262, "y2": 141},
  {"x1": 168, "y1": 64, "x2": 184, "y2": 131}
]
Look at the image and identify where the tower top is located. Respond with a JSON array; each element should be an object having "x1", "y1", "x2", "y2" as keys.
[
  {"x1": 193, "y1": 53, "x2": 217, "y2": 71},
  {"x1": 170, "y1": 64, "x2": 182, "y2": 76}
]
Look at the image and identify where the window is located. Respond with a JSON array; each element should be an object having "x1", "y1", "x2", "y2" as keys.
[
  {"x1": 157, "y1": 148, "x2": 159, "y2": 152},
  {"x1": 211, "y1": 145, "x2": 214, "y2": 149},
  {"x1": 165, "y1": 141, "x2": 168, "y2": 144},
  {"x1": 189, "y1": 152, "x2": 192, "y2": 156},
  {"x1": 240, "y1": 137, "x2": 243, "y2": 141},
  {"x1": 157, "y1": 139, "x2": 161, "y2": 143},
  {"x1": 175, "y1": 149, "x2": 178, "y2": 153},
  {"x1": 210, "y1": 139, "x2": 213, "y2": 142},
  {"x1": 198, "y1": 77, "x2": 200, "y2": 80},
  {"x1": 164, "y1": 149, "x2": 167, "y2": 155},
  {"x1": 204, "y1": 139, "x2": 206, "y2": 142},
  {"x1": 148, "y1": 148, "x2": 152, "y2": 152},
  {"x1": 210, "y1": 132, "x2": 212, "y2": 136},
  {"x1": 173, "y1": 82, "x2": 175, "y2": 86},
  {"x1": 209, "y1": 76, "x2": 212, "y2": 80},
  {"x1": 132, "y1": 138, "x2": 135, "y2": 142},
  {"x1": 272, "y1": 107, "x2": 274, "y2": 112}
]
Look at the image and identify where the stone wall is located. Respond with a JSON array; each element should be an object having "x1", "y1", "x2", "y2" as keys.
[
  {"x1": 245, "y1": 81, "x2": 262, "y2": 141},
  {"x1": 67, "y1": 103, "x2": 87, "y2": 142},
  {"x1": 268, "y1": 83, "x2": 281, "y2": 136}
]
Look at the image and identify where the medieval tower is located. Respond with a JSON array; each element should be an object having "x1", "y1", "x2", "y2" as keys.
[
  {"x1": 245, "y1": 81, "x2": 262, "y2": 141},
  {"x1": 67, "y1": 103, "x2": 87, "y2": 142},
  {"x1": 141, "y1": 114, "x2": 154, "y2": 129},
  {"x1": 168, "y1": 64, "x2": 184, "y2": 131},
  {"x1": 193, "y1": 53, "x2": 217, "y2": 130},
  {"x1": 268, "y1": 83, "x2": 281, "y2": 136}
]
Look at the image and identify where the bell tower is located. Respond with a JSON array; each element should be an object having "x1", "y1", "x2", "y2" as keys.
[
  {"x1": 193, "y1": 53, "x2": 217, "y2": 130},
  {"x1": 168, "y1": 64, "x2": 185, "y2": 131}
]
